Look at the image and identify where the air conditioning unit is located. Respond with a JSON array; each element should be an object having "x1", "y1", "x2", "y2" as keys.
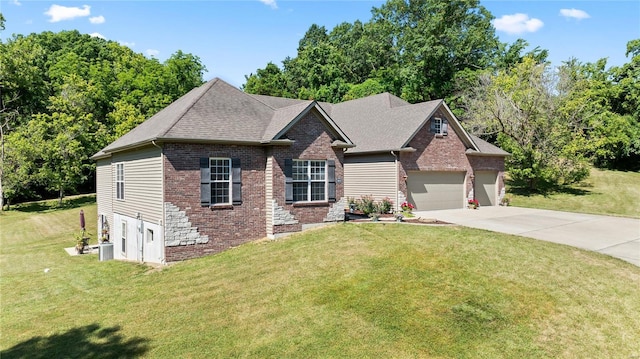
[{"x1": 99, "y1": 243, "x2": 114, "y2": 261}]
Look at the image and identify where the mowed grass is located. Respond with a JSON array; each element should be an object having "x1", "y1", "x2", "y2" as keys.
[
  {"x1": 1, "y1": 199, "x2": 640, "y2": 358},
  {"x1": 508, "y1": 168, "x2": 640, "y2": 218}
]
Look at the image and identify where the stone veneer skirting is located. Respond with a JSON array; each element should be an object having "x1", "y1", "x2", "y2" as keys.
[
  {"x1": 324, "y1": 197, "x2": 346, "y2": 222},
  {"x1": 272, "y1": 200, "x2": 298, "y2": 225},
  {"x1": 164, "y1": 202, "x2": 209, "y2": 246}
]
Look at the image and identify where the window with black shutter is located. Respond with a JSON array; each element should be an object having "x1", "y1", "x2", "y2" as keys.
[
  {"x1": 285, "y1": 159, "x2": 335, "y2": 203},
  {"x1": 200, "y1": 157, "x2": 241, "y2": 206}
]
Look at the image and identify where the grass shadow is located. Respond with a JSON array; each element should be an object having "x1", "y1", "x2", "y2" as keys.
[
  {"x1": 11, "y1": 195, "x2": 96, "y2": 213},
  {"x1": 1, "y1": 323, "x2": 150, "y2": 359}
]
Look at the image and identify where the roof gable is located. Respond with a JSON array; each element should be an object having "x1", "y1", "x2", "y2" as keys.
[
  {"x1": 402, "y1": 101, "x2": 478, "y2": 152},
  {"x1": 96, "y1": 79, "x2": 352, "y2": 157}
]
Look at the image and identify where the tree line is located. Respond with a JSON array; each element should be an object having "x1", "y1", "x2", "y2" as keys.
[
  {"x1": 1, "y1": 0, "x2": 639, "y2": 208},
  {"x1": 243, "y1": 0, "x2": 640, "y2": 191},
  {"x1": 0, "y1": 27, "x2": 205, "y2": 207}
]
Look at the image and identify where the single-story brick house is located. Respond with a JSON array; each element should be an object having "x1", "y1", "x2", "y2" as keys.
[{"x1": 93, "y1": 78, "x2": 508, "y2": 263}]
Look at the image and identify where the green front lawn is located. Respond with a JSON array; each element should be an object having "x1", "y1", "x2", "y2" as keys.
[
  {"x1": 507, "y1": 168, "x2": 640, "y2": 218},
  {"x1": 1, "y1": 200, "x2": 639, "y2": 358}
]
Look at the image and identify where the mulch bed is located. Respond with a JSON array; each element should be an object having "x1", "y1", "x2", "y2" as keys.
[{"x1": 344, "y1": 211, "x2": 451, "y2": 225}]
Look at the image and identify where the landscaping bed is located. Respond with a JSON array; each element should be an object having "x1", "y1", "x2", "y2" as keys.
[{"x1": 344, "y1": 210, "x2": 451, "y2": 225}]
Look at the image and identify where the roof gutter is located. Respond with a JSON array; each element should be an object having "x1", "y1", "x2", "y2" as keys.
[
  {"x1": 465, "y1": 150, "x2": 511, "y2": 157},
  {"x1": 94, "y1": 137, "x2": 298, "y2": 159}
]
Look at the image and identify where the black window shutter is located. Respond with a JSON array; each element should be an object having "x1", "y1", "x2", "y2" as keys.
[
  {"x1": 231, "y1": 158, "x2": 242, "y2": 205},
  {"x1": 327, "y1": 160, "x2": 336, "y2": 203},
  {"x1": 430, "y1": 118, "x2": 437, "y2": 133},
  {"x1": 442, "y1": 119, "x2": 449, "y2": 135},
  {"x1": 200, "y1": 158, "x2": 210, "y2": 207},
  {"x1": 284, "y1": 159, "x2": 293, "y2": 204}
]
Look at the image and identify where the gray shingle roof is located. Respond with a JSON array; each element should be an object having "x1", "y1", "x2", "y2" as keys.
[
  {"x1": 95, "y1": 79, "x2": 350, "y2": 157},
  {"x1": 330, "y1": 97, "x2": 442, "y2": 153},
  {"x1": 95, "y1": 78, "x2": 507, "y2": 158},
  {"x1": 467, "y1": 135, "x2": 511, "y2": 156}
]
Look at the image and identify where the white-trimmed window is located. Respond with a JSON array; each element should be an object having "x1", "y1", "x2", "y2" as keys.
[
  {"x1": 431, "y1": 117, "x2": 448, "y2": 136},
  {"x1": 200, "y1": 157, "x2": 242, "y2": 206},
  {"x1": 292, "y1": 160, "x2": 326, "y2": 202},
  {"x1": 121, "y1": 221, "x2": 127, "y2": 253},
  {"x1": 434, "y1": 118, "x2": 442, "y2": 134},
  {"x1": 210, "y1": 158, "x2": 231, "y2": 205},
  {"x1": 115, "y1": 163, "x2": 125, "y2": 200}
]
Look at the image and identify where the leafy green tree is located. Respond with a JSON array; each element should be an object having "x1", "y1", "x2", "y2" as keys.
[
  {"x1": 0, "y1": 30, "x2": 205, "y2": 204},
  {"x1": 371, "y1": 0, "x2": 499, "y2": 102},
  {"x1": 243, "y1": 62, "x2": 291, "y2": 97},
  {"x1": 462, "y1": 57, "x2": 590, "y2": 191},
  {"x1": 245, "y1": 0, "x2": 501, "y2": 104},
  {"x1": 342, "y1": 78, "x2": 388, "y2": 101}
]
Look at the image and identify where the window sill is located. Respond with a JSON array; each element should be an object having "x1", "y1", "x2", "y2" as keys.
[
  {"x1": 292, "y1": 202, "x2": 329, "y2": 208},
  {"x1": 210, "y1": 204, "x2": 234, "y2": 210}
]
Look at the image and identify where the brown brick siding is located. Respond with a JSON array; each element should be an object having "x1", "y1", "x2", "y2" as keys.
[
  {"x1": 162, "y1": 109, "x2": 345, "y2": 261},
  {"x1": 398, "y1": 116, "x2": 505, "y2": 201},
  {"x1": 399, "y1": 117, "x2": 473, "y2": 196},
  {"x1": 163, "y1": 143, "x2": 267, "y2": 262},
  {"x1": 270, "y1": 110, "x2": 345, "y2": 229}
]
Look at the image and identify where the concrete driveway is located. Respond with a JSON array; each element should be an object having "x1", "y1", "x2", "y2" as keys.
[{"x1": 414, "y1": 206, "x2": 640, "y2": 266}]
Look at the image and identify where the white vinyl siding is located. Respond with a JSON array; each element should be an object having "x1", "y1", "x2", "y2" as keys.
[
  {"x1": 96, "y1": 158, "x2": 113, "y2": 239},
  {"x1": 111, "y1": 146, "x2": 163, "y2": 224},
  {"x1": 344, "y1": 155, "x2": 397, "y2": 205},
  {"x1": 265, "y1": 156, "x2": 274, "y2": 236}
]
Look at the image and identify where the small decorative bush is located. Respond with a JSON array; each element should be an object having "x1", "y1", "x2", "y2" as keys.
[
  {"x1": 356, "y1": 195, "x2": 377, "y2": 216},
  {"x1": 378, "y1": 197, "x2": 393, "y2": 214}
]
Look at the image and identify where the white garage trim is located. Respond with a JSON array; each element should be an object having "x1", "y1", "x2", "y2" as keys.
[{"x1": 407, "y1": 171, "x2": 466, "y2": 210}]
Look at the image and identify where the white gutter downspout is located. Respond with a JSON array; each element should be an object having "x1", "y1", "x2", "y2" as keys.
[
  {"x1": 152, "y1": 140, "x2": 166, "y2": 265},
  {"x1": 391, "y1": 151, "x2": 399, "y2": 212}
]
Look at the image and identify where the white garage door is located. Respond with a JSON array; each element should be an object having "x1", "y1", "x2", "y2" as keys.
[
  {"x1": 407, "y1": 171, "x2": 465, "y2": 211},
  {"x1": 475, "y1": 171, "x2": 497, "y2": 206}
]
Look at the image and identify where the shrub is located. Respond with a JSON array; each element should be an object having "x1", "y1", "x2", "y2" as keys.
[
  {"x1": 356, "y1": 195, "x2": 377, "y2": 215},
  {"x1": 378, "y1": 197, "x2": 393, "y2": 214}
]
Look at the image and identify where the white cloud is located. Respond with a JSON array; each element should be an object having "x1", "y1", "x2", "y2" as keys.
[
  {"x1": 146, "y1": 49, "x2": 160, "y2": 57},
  {"x1": 560, "y1": 8, "x2": 590, "y2": 20},
  {"x1": 259, "y1": 0, "x2": 277, "y2": 9},
  {"x1": 89, "y1": 15, "x2": 105, "y2": 24},
  {"x1": 119, "y1": 41, "x2": 135, "y2": 48},
  {"x1": 89, "y1": 32, "x2": 106, "y2": 39},
  {"x1": 12, "y1": 0, "x2": 21, "y2": 6},
  {"x1": 492, "y1": 13, "x2": 544, "y2": 35},
  {"x1": 44, "y1": 4, "x2": 91, "y2": 23}
]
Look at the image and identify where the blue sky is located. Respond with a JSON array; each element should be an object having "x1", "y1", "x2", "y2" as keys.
[{"x1": 1, "y1": 0, "x2": 638, "y2": 88}]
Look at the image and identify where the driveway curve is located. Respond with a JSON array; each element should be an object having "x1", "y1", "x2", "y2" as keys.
[{"x1": 414, "y1": 206, "x2": 640, "y2": 266}]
